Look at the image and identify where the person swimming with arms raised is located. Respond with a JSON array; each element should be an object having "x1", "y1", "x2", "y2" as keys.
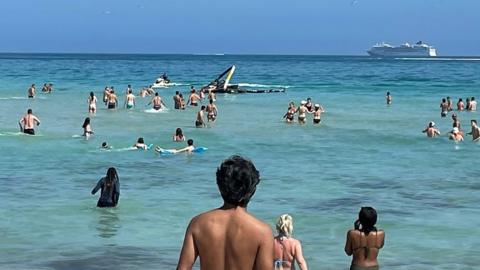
[
  {"x1": 19, "y1": 109, "x2": 40, "y2": 135},
  {"x1": 422, "y1": 121, "x2": 440, "y2": 138},
  {"x1": 345, "y1": 207, "x2": 385, "y2": 270},
  {"x1": 91, "y1": 167, "x2": 120, "y2": 208},
  {"x1": 312, "y1": 104, "x2": 325, "y2": 124},
  {"x1": 133, "y1": 137, "x2": 149, "y2": 150},
  {"x1": 88, "y1": 91, "x2": 97, "y2": 114},
  {"x1": 467, "y1": 120, "x2": 480, "y2": 141},
  {"x1": 274, "y1": 214, "x2": 308, "y2": 270},
  {"x1": 149, "y1": 92, "x2": 167, "y2": 110},
  {"x1": 124, "y1": 89, "x2": 136, "y2": 109},
  {"x1": 173, "y1": 128, "x2": 186, "y2": 142},
  {"x1": 27, "y1": 84, "x2": 36, "y2": 98},
  {"x1": 206, "y1": 99, "x2": 218, "y2": 122},
  {"x1": 196, "y1": 106, "x2": 207, "y2": 127},
  {"x1": 176, "y1": 155, "x2": 273, "y2": 270},
  {"x1": 82, "y1": 117, "x2": 94, "y2": 139}
]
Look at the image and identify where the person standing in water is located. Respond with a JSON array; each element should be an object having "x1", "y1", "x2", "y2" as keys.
[
  {"x1": 179, "y1": 93, "x2": 186, "y2": 110},
  {"x1": 283, "y1": 102, "x2": 296, "y2": 123},
  {"x1": 125, "y1": 84, "x2": 132, "y2": 95},
  {"x1": 103, "y1": 86, "x2": 110, "y2": 106},
  {"x1": 187, "y1": 89, "x2": 201, "y2": 106},
  {"x1": 19, "y1": 109, "x2": 41, "y2": 135},
  {"x1": 176, "y1": 155, "x2": 274, "y2": 270},
  {"x1": 107, "y1": 90, "x2": 118, "y2": 109},
  {"x1": 149, "y1": 92, "x2": 166, "y2": 110},
  {"x1": 208, "y1": 89, "x2": 216, "y2": 102},
  {"x1": 124, "y1": 89, "x2": 136, "y2": 109},
  {"x1": 41, "y1": 83, "x2": 49, "y2": 93},
  {"x1": 440, "y1": 98, "x2": 449, "y2": 117},
  {"x1": 305, "y1": 98, "x2": 314, "y2": 113},
  {"x1": 173, "y1": 128, "x2": 186, "y2": 142},
  {"x1": 385, "y1": 92, "x2": 392, "y2": 105},
  {"x1": 196, "y1": 106, "x2": 207, "y2": 127},
  {"x1": 467, "y1": 120, "x2": 480, "y2": 141},
  {"x1": 446, "y1": 96, "x2": 453, "y2": 111},
  {"x1": 173, "y1": 91, "x2": 181, "y2": 109},
  {"x1": 422, "y1": 122, "x2": 441, "y2": 137},
  {"x1": 345, "y1": 207, "x2": 385, "y2": 270},
  {"x1": 91, "y1": 167, "x2": 120, "y2": 208},
  {"x1": 87, "y1": 92, "x2": 97, "y2": 114},
  {"x1": 274, "y1": 214, "x2": 308, "y2": 270},
  {"x1": 312, "y1": 104, "x2": 325, "y2": 124},
  {"x1": 206, "y1": 99, "x2": 218, "y2": 122},
  {"x1": 457, "y1": 98, "x2": 465, "y2": 111},
  {"x1": 27, "y1": 84, "x2": 36, "y2": 98},
  {"x1": 296, "y1": 101, "x2": 308, "y2": 124},
  {"x1": 469, "y1": 97, "x2": 477, "y2": 111},
  {"x1": 449, "y1": 127, "x2": 464, "y2": 141},
  {"x1": 82, "y1": 117, "x2": 94, "y2": 139}
]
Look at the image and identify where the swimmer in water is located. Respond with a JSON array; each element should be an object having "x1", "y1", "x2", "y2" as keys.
[
  {"x1": 207, "y1": 89, "x2": 216, "y2": 102},
  {"x1": 155, "y1": 139, "x2": 195, "y2": 154},
  {"x1": 470, "y1": 97, "x2": 477, "y2": 111},
  {"x1": 101, "y1": 142, "x2": 112, "y2": 149},
  {"x1": 173, "y1": 128, "x2": 186, "y2": 142},
  {"x1": 133, "y1": 137, "x2": 148, "y2": 150},
  {"x1": 103, "y1": 86, "x2": 110, "y2": 105},
  {"x1": 440, "y1": 98, "x2": 449, "y2": 117},
  {"x1": 467, "y1": 120, "x2": 480, "y2": 142},
  {"x1": 91, "y1": 167, "x2": 120, "y2": 208},
  {"x1": 283, "y1": 102, "x2": 296, "y2": 123},
  {"x1": 206, "y1": 99, "x2": 218, "y2": 122},
  {"x1": 296, "y1": 101, "x2": 308, "y2": 124},
  {"x1": 345, "y1": 207, "x2": 385, "y2": 270},
  {"x1": 179, "y1": 93, "x2": 186, "y2": 110},
  {"x1": 305, "y1": 98, "x2": 314, "y2": 113},
  {"x1": 446, "y1": 96, "x2": 453, "y2": 111},
  {"x1": 88, "y1": 91, "x2": 97, "y2": 114},
  {"x1": 125, "y1": 84, "x2": 132, "y2": 95},
  {"x1": 195, "y1": 106, "x2": 207, "y2": 127},
  {"x1": 173, "y1": 91, "x2": 181, "y2": 109},
  {"x1": 148, "y1": 92, "x2": 166, "y2": 110},
  {"x1": 386, "y1": 91, "x2": 392, "y2": 105},
  {"x1": 274, "y1": 214, "x2": 308, "y2": 270},
  {"x1": 449, "y1": 127, "x2": 464, "y2": 141},
  {"x1": 27, "y1": 84, "x2": 36, "y2": 98},
  {"x1": 41, "y1": 83, "x2": 49, "y2": 92},
  {"x1": 457, "y1": 98, "x2": 465, "y2": 111},
  {"x1": 466, "y1": 98, "x2": 471, "y2": 111},
  {"x1": 19, "y1": 108, "x2": 41, "y2": 135},
  {"x1": 422, "y1": 121, "x2": 440, "y2": 137},
  {"x1": 124, "y1": 89, "x2": 136, "y2": 109},
  {"x1": 82, "y1": 117, "x2": 94, "y2": 139},
  {"x1": 312, "y1": 104, "x2": 325, "y2": 124},
  {"x1": 451, "y1": 113, "x2": 461, "y2": 129},
  {"x1": 187, "y1": 89, "x2": 201, "y2": 106},
  {"x1": 107, "y1": 90, "x2": 118, "y2": 109}
]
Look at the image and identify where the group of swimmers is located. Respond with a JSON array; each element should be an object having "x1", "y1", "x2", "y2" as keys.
[
  {"x1": 283, "y1": 97, "x2": 325, "y2": 124},
  {"x1": 420, "y1": 96, "x2": 479, "y2": 141},
  {"x1": 90, "y1": 156, "x2": 384, "y2": 270},
  {"x1": 26, "y1": 83, "x2": 53, "y2": 98}
]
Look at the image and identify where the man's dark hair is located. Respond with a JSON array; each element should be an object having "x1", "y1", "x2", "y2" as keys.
[
  {"x1": 27, "y1": 109, "x2": 32, "y2": 114},
  {"x1": 201, "y1": 105, "x2": 206, "y2": 110},
  {"x1": 216, "y1": 156, "x2": 260, "y2": 207},
  {"x1": 187, "y1": 139, "x2": 193, "y2": 146}
]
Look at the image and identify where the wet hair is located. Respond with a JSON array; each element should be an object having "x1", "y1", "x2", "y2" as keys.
[
  {"x1": 276, "y1": 214, "x2": 293, "y2": 237},
  {"x1": 27, "y1": 109, "x2": 32, "y2": 114},
  {"x1": 176, "y1": 128, "x2": 183, "y2": 137},
  {"x1": 386, "y1": 92, "x2": 390, "y2": 95},
  {"x1": 105, "y1": 167, "x2": 118, "y2": 187},
  {"x1": 459, "y1": 98, "x2": 463, "y2": 102},
  {"x1": 187, "y1": 139, "x2": 193, "y2": 146},
  {"x1": 442, "y1": 98, "x2": 446, "y2": 102},
  {"x1": 128, "y1": 90, "x2": 132, "y2": 94},
  {"x1": 447, "y1": 96, "x2": 451, "y2": 99},
  {"x1": 201, "y1": 105, "x2": 206, "y2": 110},
  {"x1": 82, "y1": 117, "x2": 90, "y2": 128},
  {"x1": 90, "y1": 91, "x2": 94, "y2": 98},
  {"x1": 155, "y1": 92, "x2": 159, "y2": 96},
  {"x1": 102, "y1": 142, "x2": 108, "y2": 147},
  {"x1": 358, "y1": 207, "x2": 377, "y2": 235},
  {"x1": 137, "y1": 137, "x2": 144, "y2": 144},
  {"x1": 179, "y1": 93, "x2": 183, "y2": 98},
  {"x1": 175, "y1": 91, "x2": 179, "y2": 95},
  {"x1": 209, "y1": 99, "x2": 213, "y2": 104},
  {"x1": 472, "y1": 97, "x2": 476, "y2": 101},
  {"x1": 111, "y1": 90, "x2": 115, "y2": 94},
  {"x1": 128, "y1": 84, "x2": 131, "y2": 88},
  {"x1": 216, "y1": 155, "x2": 260, "y2": 207}
]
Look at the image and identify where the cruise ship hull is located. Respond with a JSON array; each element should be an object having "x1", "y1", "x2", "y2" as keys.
[{"x1": 368, "y1": 47, "x2": 437, "y2": 57}]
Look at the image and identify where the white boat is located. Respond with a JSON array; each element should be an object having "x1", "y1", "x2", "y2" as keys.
[
  {"x1": 151, "y1": 74, "x2": 172, "y2": 88},
  {"x1": 367, "y1": 41, "x2": 437, "y2": 57}
]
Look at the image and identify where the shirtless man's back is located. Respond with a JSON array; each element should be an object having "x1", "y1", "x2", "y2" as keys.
[{"x1": 177, "y1": 156, "x2": 274, "y2": 270}]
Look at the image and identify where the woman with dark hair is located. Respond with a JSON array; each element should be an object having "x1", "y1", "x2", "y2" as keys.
[
  {"x1": 82, "y1": 117, "x2": 94, "y2": 139},
  {"x1": 173, "y1": 128, "x2": 186, "y2": 142},
  {"x1": 88, "y1": 91, "x2": 97, "y2": 113},
  {"x1": 134, "y1": 137, "x2": 148, "y2": 150},
  {"x1": 345, "y1": 207, "x2": 385, "y2": 270},
  {"x1": 91, "y1": 167, "x2": 120, "y2": 208}
]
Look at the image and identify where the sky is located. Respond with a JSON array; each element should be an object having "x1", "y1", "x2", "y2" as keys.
[{"x1": 0, "y1": 0, "x2": 478, "y2": 55}]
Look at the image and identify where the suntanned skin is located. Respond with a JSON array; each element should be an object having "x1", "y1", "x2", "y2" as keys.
[
  {"x1": 468, "y1": 121, "x2": 480, "y2": 141},
  {"x1": 422, "y1": 125, "x2": 440, "y2": 137},
  {"x1": 124, "y1": 92, "x2": 136, "y2": 109},
  {"x1": 188, "y1": 92, "x2": 201, "y2": 106},
  {"x1": 274, "y1": 236, "x2": 308, "y2": 270},
  {"x1": 196, "y1": 109, "x2": 206, "y2": 127},
  {"x1": 296, "y1": 105, "x2": 307, "y2": 124},
  {"x1": 149, "y1": 95, "x2": 166, "y2": 109},
  {"x1": 177, "y1": 204, "x2": 274, "y2": 270},
  {"x1": 345, "y1": 229, "x2": 385, "y2": 268},
  {"x1": 206, "y1": 103, "x2": 218, "y2": 121},
  {"x1": 28, "y1": 84, "x2": 36, "y2": 98},
  {"x1": 457, "y1": 100, "x2": 465, "y2": 111},
  {"x1": 19, "y1": 112, "x2": 40, "y2": 130},
  {"x1": 108, "y1": 93, "x2": 118, "y2": 108}
]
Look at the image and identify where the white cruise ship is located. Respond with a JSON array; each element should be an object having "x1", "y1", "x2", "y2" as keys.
[{"x1": 367, "y1": 41, "x2": 437, "y2": 57}]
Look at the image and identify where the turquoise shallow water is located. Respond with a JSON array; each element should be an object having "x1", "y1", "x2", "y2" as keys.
[{"x1": 0, "y1": 54, "x2": 479, "y2": 270}]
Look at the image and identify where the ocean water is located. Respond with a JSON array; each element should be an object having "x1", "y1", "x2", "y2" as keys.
[{"x1": 0, "y1": 54, "x2": 479, "y2": 270}]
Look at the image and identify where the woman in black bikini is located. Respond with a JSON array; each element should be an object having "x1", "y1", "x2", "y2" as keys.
[{"x1": 345, "y1": 207, "x2": 385, "y2": 270}]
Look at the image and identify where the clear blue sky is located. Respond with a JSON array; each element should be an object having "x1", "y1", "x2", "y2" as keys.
[{"x1": 1, "y1": 0, "x2": 478, "y2": 55}]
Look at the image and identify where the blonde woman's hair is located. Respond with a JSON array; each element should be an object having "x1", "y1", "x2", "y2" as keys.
[{"x1": 276, "y1": 214, "x2": 293, "y2": 237}]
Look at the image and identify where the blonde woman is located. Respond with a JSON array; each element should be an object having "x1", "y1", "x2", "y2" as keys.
[{"x1": 274, "y1": 214, "x2": 308, "y2": 270}]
